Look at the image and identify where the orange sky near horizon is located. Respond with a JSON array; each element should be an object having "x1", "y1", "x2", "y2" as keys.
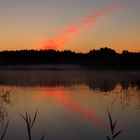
[{"x1": 0, "y1": 0, "x2": 140, "y2": 53}]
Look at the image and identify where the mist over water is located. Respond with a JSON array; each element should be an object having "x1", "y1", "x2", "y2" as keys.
[
  {"x1": 0, "y1": 69, "x2": 140, "y2": 90},
  {"x1": 0, "y1": 69, "x2": 140, "y2": 140}
]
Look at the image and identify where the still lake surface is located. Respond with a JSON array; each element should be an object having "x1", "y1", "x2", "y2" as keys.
[{"x1": 0, "y1": 68, "x2": 140, "y2": 140}]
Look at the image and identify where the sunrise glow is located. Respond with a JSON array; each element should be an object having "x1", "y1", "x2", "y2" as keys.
[{"x1": 0, "y1": 0, "x2": 140, "y2": 52}]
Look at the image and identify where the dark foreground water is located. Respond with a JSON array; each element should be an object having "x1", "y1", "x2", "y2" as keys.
[{"x1": 0, "y1": 69, "x2": 140, "y2": 140}]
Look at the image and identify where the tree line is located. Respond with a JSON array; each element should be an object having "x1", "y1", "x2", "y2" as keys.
[{"x1": 0, "y1": 47, "x2": 140, "y2": 70}]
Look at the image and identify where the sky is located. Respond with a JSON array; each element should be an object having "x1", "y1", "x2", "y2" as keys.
[{"x1": 0, "y1": 0, "x2": 140, "y2": 52}]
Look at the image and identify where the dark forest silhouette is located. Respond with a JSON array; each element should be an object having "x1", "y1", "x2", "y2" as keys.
[{"x1": 0, "y1": 47, "x2": 140, "y2": 70}]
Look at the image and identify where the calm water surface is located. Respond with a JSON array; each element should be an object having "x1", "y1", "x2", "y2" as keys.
[{"x1": 0, "y1": 70, "x2": 140, "y2": 140}]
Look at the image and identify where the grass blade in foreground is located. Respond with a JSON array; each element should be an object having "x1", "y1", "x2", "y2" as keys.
[
  {"x1": 106, "y1": 110, "x2": 122, "y2": 140},
  {"x1": 20, "y1": 110, "x2": 45, "y2": 140},
  {"x1": 0, "y1": 120, "x2": 9, "y2": 140}
]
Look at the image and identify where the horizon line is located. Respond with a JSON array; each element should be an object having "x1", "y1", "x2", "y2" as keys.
[{"x1": 0, "y1": 47, "x2": 140, "y2": 54}]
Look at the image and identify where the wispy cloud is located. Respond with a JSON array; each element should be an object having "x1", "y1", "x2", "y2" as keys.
[{"x1": 39, "y1": 5, "x2": 122, "y2": 50}]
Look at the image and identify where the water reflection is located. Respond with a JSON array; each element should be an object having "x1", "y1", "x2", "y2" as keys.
[
  {"x1": 111, "y1": 84, "x2": 140, "y2": 109},
  {"x1": 0, "y1": 70, "x2": 140, "y2": 92},
  {"x1": 34, "y1": 88, "x2": 107, "y2": 128},
  {"x1": 0, "y1": 70, "x2": 140, "y2": 140},
  {"x1": 8, "y1": 84, "x2": 139, "y2": 140}
]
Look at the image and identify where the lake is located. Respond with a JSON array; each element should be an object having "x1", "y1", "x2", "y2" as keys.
[{"x1": 0, "y1": 69, "x2": 140, "y2": 140}]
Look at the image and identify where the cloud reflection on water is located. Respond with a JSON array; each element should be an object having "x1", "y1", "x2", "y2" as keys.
[{"x1": 34, "y1": 87, "x2": 108, "y2": 128}]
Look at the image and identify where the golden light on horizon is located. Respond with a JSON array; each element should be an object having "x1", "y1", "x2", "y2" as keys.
[{"x1": 0, "y1": 1, "x2": 140, "y2": 52}]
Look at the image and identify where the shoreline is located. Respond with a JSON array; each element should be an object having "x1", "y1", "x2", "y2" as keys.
[{"x1": 0, "y1": 64, "x2": 140, "y2": 71}]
